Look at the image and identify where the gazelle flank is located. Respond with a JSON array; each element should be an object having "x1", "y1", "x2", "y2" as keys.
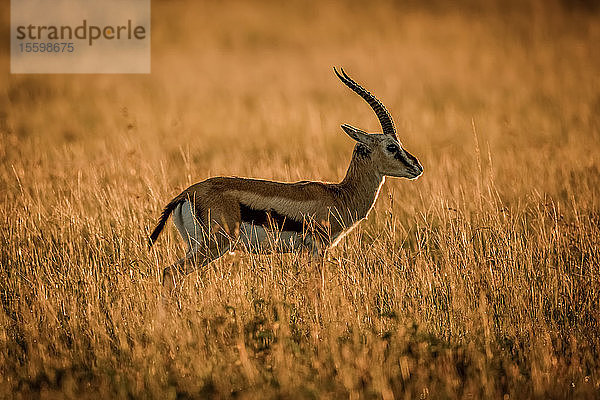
[{"x1": 149, "y1": 67, "x2": 423, "y2": 290}]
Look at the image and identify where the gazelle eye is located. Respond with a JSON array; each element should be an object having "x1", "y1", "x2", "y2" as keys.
[{"x1": 386, "y1": 144, "x2": 399, "y2": 153}]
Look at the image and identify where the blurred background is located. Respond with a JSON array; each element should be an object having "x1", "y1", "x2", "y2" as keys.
[{"x1": 1, "y1": 0, "x2": 598, "y2": 198}]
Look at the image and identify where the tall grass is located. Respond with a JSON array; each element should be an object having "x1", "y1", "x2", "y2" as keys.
[{"x1": 1, "y1": 1, "x2": 599, "y2": 398}]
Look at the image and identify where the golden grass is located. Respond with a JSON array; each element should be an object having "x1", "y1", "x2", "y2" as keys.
[{"x1": 1, "y1": 0, "x2": 600, "y2": 398}]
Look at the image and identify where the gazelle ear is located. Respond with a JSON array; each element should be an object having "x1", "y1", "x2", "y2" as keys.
[{"x1": 341, "y1": 124, "x2": 374, "y2": 146}]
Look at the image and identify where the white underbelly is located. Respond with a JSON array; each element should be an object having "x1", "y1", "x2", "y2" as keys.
[
  {"x1": 238, "y1": 222, "x2": 304, "y2": 253},
  {"x1": 172, "y1": 201, "x2": 317, "y2": 254}
]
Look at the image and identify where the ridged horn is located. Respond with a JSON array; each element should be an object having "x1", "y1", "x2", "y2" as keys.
[{"x1": 334, "y1": 67, "x2": 397, "y2": 139}]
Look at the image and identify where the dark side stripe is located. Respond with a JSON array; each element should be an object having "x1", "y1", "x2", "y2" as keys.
[{"x1": 240, "y1": 203, "x2": 304, "y2": 233}]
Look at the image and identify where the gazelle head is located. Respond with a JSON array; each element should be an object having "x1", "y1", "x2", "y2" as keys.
[{"x1": 335, "y1": 68, "x2": 423, "y2": 180}]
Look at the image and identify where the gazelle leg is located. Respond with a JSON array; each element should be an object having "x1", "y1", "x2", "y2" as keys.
[
  {"x1": 162, "y1": 232, "x2": 231, "y2": 292},
  {"x1": 301, "y1": 233, "x2": 328, "y2": 297},
  {"x1": 162, "y1": 250, "x2": 197, "y2": 291},
  {"x1": 302, "y1": 232, "x2": 326, "y2": 258},
  {"x1": 164, "y1": 199, "x2": 234, "y2": 292}
]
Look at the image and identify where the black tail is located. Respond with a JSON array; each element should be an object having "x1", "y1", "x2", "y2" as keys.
[{"x1": 148, "y1": 198, "x2": 181, "y2": 249}]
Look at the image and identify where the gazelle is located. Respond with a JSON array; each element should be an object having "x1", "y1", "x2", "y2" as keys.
[{"x1": 149, "y1": 68, "x2": 423, "y2": 289}]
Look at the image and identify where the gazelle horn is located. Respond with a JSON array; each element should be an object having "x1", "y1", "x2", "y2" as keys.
[{"x1": 334, "y1": 67, "x2": 397, "y2": 140}]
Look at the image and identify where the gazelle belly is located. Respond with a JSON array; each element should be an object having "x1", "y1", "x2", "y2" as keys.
[{"x1": 238, "y1": 223, "x2": 304, "y2": 253}]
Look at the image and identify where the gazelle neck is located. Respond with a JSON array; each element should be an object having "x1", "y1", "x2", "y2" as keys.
[{"x1": 335, "y1": 145, "x2": 385, "y2": 223}]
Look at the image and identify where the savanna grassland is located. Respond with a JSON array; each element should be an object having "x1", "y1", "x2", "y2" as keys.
[{"x1": 1, "y1": 0, "x2": 600, "y2": 398}]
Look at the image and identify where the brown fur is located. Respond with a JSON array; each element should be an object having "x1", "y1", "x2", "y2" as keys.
[{"x1": 149, "y1": 145, "x2": 383, "y2": 249}]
